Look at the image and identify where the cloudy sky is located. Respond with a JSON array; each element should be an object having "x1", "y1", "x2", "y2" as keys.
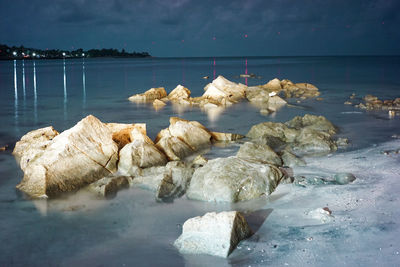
[{"x1": 1, "y1": 0, "x2": 399, "y2": 57}]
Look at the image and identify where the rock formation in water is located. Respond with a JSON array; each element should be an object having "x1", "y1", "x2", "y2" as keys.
[{"x1": 174, "y1": 211, "x2": 253, "y2": 257}]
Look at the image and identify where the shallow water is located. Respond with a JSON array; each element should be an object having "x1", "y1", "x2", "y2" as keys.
[{"x1": 0, "y1": 56, "x2": 399, "y2": 266}]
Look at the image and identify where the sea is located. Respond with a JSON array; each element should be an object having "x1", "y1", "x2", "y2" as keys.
[{"x1": 0, "y1": 56, "x2": 399, "y2": 266}]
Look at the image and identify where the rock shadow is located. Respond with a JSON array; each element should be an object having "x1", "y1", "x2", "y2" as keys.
[{"x1": 243, "y1": 208, "x2": 273, "y2": 233}]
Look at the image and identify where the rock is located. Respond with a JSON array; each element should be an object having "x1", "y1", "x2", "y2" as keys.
[
  {"x1": 118, "y1": 139, "x2": 168, "y2": 174},
  {"x1": 174, "y1": 211, "x2": 253, "y2": 257},
  {"x1": 364, "y1": 94, "x2": 378, "y2": 102},
  {"x1": 334, "y1": 173, "x2": 356, "y2": 185},
  {"x1": 131, "y1": 161, "x2": 195, "y2": 201},
  {"x1": 13, "y1": 126, "x2": 59, "y2": 171},
  {"x1": 236, "y1": 142, "x2": 282, "y2": 166},
  {"x1": 247, "y1": 122, "x2": 298, "y2": 143},
  {"x1": 306, "y1": 208, "x2": 333, "y2": 223},
  {"x1": 15, "y1": 115, "x2": 119, "y2": 198},
  {"x1": 203, "y1": 75, "x2": 247, "y2": 105},
  {"x1": 86, "y1": 175, "x2": 130, "y2": 198},
  {"x1": 251, "y1": 135, "x2": 286, "y2": 150},
  {"x1": 128, "y1": 87, "x2": 167, "y2": 102},
  {"x1": 156, "y1": 117, "x2": 212, "y2": 152},
  {"x1": 285, "y1": 114, "x2": 337, "y2": 135},
  {"x1": 263, "y1": 78, "x2": 282, "y2": 91},
  {"x1": 155, "y1": 133, "x2": 194, "y2": 161},
  {"x1": 281, "y1": 150, "x2": 306, "y2": 167},
  {"x1": 187, "y1": 156, "x2": 283, "y2": 202},
  {"x1": 295, "y1": 83, "x2": 318, "y2": 91},
  {"x1": 292, "y1": 127, "x2": 337, "y2": 154},
  {"x1": 105, "y1": 123, "x2": 146, "y2": 150},
  {"x1": 153, "y1": 99, "x2": 166, "y2": 110},
  {"x1": 168, "y1": 85, "x2": 191, "y2": 101},
  {"x1": 344, "y1": 101, "x2": 352, "y2": 105},
  {"x1": 202, "y1": 76, "x2": 209, "y2": 79},
  {"x1": 0, "y1": 145, "x2": 8, "y2": 151},
  {"x1": 192, "y1": 155, "x2": 208, "y2": 166},
  {"x1": 210, "y1": 131, "x2": 245, "y2": 142},
  {"x1": 336, "y1": 137, "x2": 349, "y2": 147}
]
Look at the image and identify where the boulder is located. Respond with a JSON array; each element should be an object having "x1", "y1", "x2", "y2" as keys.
[
  {"x1": 295, "y1": 83, "x2": 318, "y2": 91},
  {"x1": 203, "y1": 76, "x2": 247, "y2": 105},
  {"x1": 247, "y1": 122, "x2": 298, "y2": 143},
  {"x1": 105, "y1": 123, "x2": 146, "y2": 150},
  {"x1": 13, "y1": 126, "x2": 59, "y2": 171},
  {"x1": 280, "y1": 150, "x2": 306, "y2": 167},
  {"x1": 128, "y1": 87, "x2": 167, "y2": 102},
  {"x1": 15, "y1": 115, "x2": 119, "y2": 198},
  {"x1": 155, "y1": 133, "x2": 194, "y2": 161},
  {"x1": 168, "y1": 85, "x2": 191, "y2": 101},
  {"x1": 292, "y1": 127, "x2": 337, "y2": 154},
  {"x1": 251, "y1": 135, "x2": 286, "y2": 150},
  {"x1": 86, "y1": 175, "x2": 130, "y2": 198},
  {"x1": 174, "y1": 211, "x2": 253, "y2": 257},
  {"x1": 187, "y1": 156, "x2": 283, "y2": 202},
  {"x1": 236, "y1": 142, "x2": 282, "y2": 166},
  {"x1": 285, "y1": 114, "x2": 337, "y2": 135},
  {"x1": 210, "y1": 131, "x2": 245, "y2": 142},
  {"x1": 262, "y1": 78, "x2": 282, "y2": 91}
]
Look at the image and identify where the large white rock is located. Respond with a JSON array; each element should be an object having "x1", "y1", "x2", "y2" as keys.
[
  {"x1": 168, "y1": 85, "x2": 191, "y2": 101},
  {"x1": 187, "y1": 156, "x2": 283, "y2": 202},
  {"x1": 203, "y1": 76, "x2": 247, "y2": 105},
  {"x1": 174, "y1": 211, "x2": 253, "y2": 257},
  {"x1": 15, "y1": 115, "x2": 119, "y2": 198},
  {"x1": 105, "y1": 122, "x2": 146, "y2": 149},
  {"x1": 236, "y1": 142, "x2": 282, "y2": 166}
]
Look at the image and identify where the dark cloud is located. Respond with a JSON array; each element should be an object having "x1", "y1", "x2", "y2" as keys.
[{"x1": 0, "y1": 0, "x2": 399, "y2": 56}]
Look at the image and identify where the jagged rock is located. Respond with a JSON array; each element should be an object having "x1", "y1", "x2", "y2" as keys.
[
  {"x1": 192, "y1": 155, "x2": 208, "y2": 166},
  {"x1": 251, "y1": 135, "x2": 286, "y2": 150},
  {"x1": 202, "y1": 76, "x2": 247, "y2": 105},
  {"x1": 236, "y1": 142, "x2": 282, "y2": 166},
  {"x1": 118, "y1": 139, "x2": 168, "y2": 174},
  {"x1": 187, "y1": 156, "x2": 283, "y2": 202},
  {"x1": 168, "y1": 85, "x2": 191, "y2": 101},
  {"x1": 344, "y1": 101, "x2": 352, "y2": 105},
  {"x1": 280, "y1": 150, "x2": 306, "y2": 167},
  {"x1": 131, "y1": 161, "x2": 195, "y2": 201},
  {"x1": 295, "y1": 83, "x2": 318, "y2": 91},
  {"x1": 128, "y1": 87, "x2": 167, "y2": 102},
  {"x1": 285, "y1": 114, "x2": 337, "y2": 135},
  {"x1": 364, "y1": 94, "x2": 378, "y2": 102},
  {"x1": 86, "y1": 175, "x2": 130, "y2": 198},
  {"x1": 153, "y1": 99, "x2": 166, "y2": 110},
  {"x1": 262, "y1": 78, "x2": 282, "y2": 91},
  {"x1": 336, "y1": 137, "x2": 349, "y2": 147},
  {"x1": 155, "y1": 132, "x2": 194, "y2": 161},
  {"x1": 210, "y1": 131, "x2": 245, "y2": 142},
  {"x1": 156, "y1": 117, "x2": 212, "y2": 152},
  {"x1": 334, "y1": 173, "x2": 356, "y2": 185},
  {"x1": 174, "y1": 211, "x2": 253, "y2": 257},
  {"x1": 15, "y1": 115, "x2": 119, "y2": 198},
  {"x1": 105, "y1": 123, "x2": 146, "y2": 149},
  {"x1": 13, "y1": 126, "x2": 59, "y2": 171}
]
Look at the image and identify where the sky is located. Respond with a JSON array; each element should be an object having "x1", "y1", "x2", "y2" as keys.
[{"x1": 1, "y1": 0, "x2": 399, "y2": 57}]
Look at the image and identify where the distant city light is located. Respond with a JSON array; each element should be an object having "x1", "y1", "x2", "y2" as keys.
[
  {"x1": 62, "y1": 52, "x2": 66, "y2": 56},
  {"x1": 13, "y1": 51, "x2": 17, "y2": 56},
  {"x1": 32, "y1": 52, "x2": 36, "y2": 57},
  {"x1": 82, "y1": 53, "x2": 85, "y2": 56},
  {"x1": 22, "y1": 52, "x2": 25, "y2": 56}
]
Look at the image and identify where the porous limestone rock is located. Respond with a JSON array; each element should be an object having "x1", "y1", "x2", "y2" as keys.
[
  {"x1": 236, "y1": 142, "x2": 282, "y2": 166},
  {"x1": 105, "y1": 122, "x2": 146, "y2": 150},
  {"x1": 13, "y1": 126, "x2": 59, "y2": 171},
  {"x1": 128, "y1": 87, "x2": 167, "y2": 102},
  {"x1": 15, "y1": 115, "x2": 119, "y2": 198},
  {"x1": 187, "y1": 156, "x2": 283, "y2": 203},
  {"x1": 174, "y1": 211, "x2": 253, "y2": 257}
]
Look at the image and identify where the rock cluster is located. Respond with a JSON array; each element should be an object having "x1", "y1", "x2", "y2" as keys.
[{"x1": 348, "y1": 94, "x2": 400, "y2": 116}]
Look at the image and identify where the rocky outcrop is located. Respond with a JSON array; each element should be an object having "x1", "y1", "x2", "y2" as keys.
[
  {"x1": 187, "y1": 156, "x2": 283, "y2": 202},
  {"x1": 15, "y1": 115, "x2": 119, "y2": 198},
  {"x1": 352, "y1": 94, "x2": 400, "y2": 116},
  {"x1": 285, "y1": 114, "x2": 337, "y2": 135},
  {"x1": 128, "y1": 87, "x2": 167, "y2": 102},
  {"x1": 174, "y1": 211, "x2": 253, "y2": 257},
  {"x1": 280, "y1": 150, "x2": 306, "y2": 167},
  {"x1": 152, "y1": 99, "x2": 166, "y2": 110},
  {"x1": 168, "y1": 85, "x2": 191, "y2": 101},
  {"x1": 105, "y1": 123, "x2": 146, "y2": 150}
]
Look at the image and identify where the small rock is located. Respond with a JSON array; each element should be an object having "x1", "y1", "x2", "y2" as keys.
[
  {"x1": 306, "y1": 208, "x2": 333, "y2": 223},
  {"x1": 174, "y1": 211, "x2": 253, "y2": 257},
  {"x1": 344, "y1": 101, "x2": 352, "y2": 105},
  {"x1": 334, "y1": 173, "x2": 356, "y2": 185}
]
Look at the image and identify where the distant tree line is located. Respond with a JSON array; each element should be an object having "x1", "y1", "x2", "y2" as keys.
[{"x1": 0, "y1": 44, "x2": 151, "y2": 60}]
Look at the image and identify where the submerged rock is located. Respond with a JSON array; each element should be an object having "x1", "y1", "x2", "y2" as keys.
[
  {"x1": 291, "y1": 127, "x2": 337, "y2": 155},
  {"x1": 15, "y1": 115, "x2": 119, "y2": 198},
  {"x1": 202, "y1": 75, "x2": 247, "y2": 106},
  {"x1": 153, "y1": 99, "x2": 166, "y2": 110},
  {"x1": 86, "y1": 175, "x2": 130, "y2": 198},
  {"x1": 174, "y1": 211, "x2": 253, "y2": 257},
  {"x1": 334, "y1": 173, "x2": 356, "y2": 185},
  {"x1": 187, "y1": 156, "x2": 283, "y2": 202},
  {"x1": 128, "y1": 87, "x2": 167, "y2": 102},
  {"x1": 280, "y1": 150, "x2": 306, "y2": 167}
]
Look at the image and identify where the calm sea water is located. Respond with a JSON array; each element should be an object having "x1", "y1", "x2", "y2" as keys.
[{"x1": 0, "y1": 56, "x2": 399, "y2": 266}]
